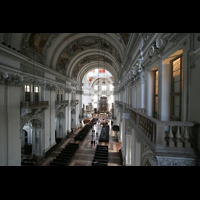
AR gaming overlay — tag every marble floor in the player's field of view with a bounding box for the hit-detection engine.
[37,123,122,166]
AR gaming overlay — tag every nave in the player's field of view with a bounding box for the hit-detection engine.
[37,122,122,166]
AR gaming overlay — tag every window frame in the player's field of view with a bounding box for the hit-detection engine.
[25,84,31,101]
[170,54,183,121]
[57,90,59,101]
[154,69,158,119]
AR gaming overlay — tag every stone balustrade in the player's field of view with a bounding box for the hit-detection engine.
[115,101,198,159]
[71,100,79,105]
[55,100,69,105]
[21,101,49,109]
[162,121,195,148]
[55,100,69,110]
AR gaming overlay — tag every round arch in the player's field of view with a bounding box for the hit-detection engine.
[46,33,125,69]
[76,61,118,85]
[67,48,119,78]
[20,116,44,133]
[90,75,113,88]
[142,149,156,166]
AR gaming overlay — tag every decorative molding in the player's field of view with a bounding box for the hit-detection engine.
[55,77,66,84]
[20,64,44,78]
[65,88,72,93]
[76,90,83,94]
[0,71,22,87]
[135,133,141,143]
[43,83,56,91]
[20,112,44,132]
[122,113,129,119]
[148,156,158,166]
[20,33,59,65]
[56,36,122,75]
[156,156,197,166]
[71,54,115,79]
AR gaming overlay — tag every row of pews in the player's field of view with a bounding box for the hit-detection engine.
[92,145,108,166]
[90,118,98,124]
[50,123,92,166]
[21,158,37,166]
[74,124,92,141]
[99,125,109,142]
[50,143,79,166]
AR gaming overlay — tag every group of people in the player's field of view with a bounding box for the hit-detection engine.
[91,129,98,147]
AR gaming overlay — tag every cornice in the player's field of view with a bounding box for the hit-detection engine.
[0,44,78,87]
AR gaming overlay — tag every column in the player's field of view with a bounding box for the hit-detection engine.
[141,82,145,109]
[133,86,137,108]
[135,133,142,166]
[32,127,35,155]
[121,117,126,161]
[136,83,141,108]
[120,121,123,142]
[65,92,69,134]
[131,128,136,166]
[126,134,131,165]
[28,121,32,144]
[68,92,72,131]
[39,130,42,156]
[129,85,132,107]
[157,58,162,121]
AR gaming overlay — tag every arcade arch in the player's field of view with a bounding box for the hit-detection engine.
[20,117,44,158]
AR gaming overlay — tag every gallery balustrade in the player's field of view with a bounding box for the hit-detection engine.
[115,101,198,158]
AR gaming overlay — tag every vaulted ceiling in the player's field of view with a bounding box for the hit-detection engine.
[17,33,130,83]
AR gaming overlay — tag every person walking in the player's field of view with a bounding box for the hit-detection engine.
[93,140,95,146]
[91,140,93,147]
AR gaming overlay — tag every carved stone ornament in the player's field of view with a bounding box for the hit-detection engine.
[149,156,158,166]
[65,88,72,93]
[156,156,198,166]
[0,72,22,86]
[20,64,44,78]
[148,46,155,57]
[56,36,122,74]
[122,113,129,119]
[44,83,56,91]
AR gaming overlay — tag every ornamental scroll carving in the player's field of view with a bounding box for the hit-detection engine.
[157,157,197,166]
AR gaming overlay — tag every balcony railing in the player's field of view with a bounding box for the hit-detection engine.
[21,101,49,117]
[21,101,49,109]
[71,100,79,106]
[116,101,199,159]
[55,100,69,109]
[55,100,69,106]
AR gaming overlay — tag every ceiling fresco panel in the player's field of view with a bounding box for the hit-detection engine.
[120,33,130,45]
[56,36,122,74]
[28,33,52,53]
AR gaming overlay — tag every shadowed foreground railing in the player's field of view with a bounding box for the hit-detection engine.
[115,101,199,159]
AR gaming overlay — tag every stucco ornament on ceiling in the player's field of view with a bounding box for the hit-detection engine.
[56,36,122,74]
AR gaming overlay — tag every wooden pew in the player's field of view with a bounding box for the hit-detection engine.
[95,150,108,154]
[93,159,107,165]
[99,125,109,142]
[94,155,108,160]
[53,158,69,164]
[50,142,79,166]
[50,161,66,166]
[97,145,108,149]
[74,124,91,141]
[21,161,35,166]
[95,153,108,158]
[92,144,109,166]
[92,160,107,166]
